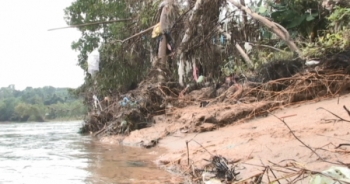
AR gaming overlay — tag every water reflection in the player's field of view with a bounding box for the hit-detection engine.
[86,143,174,183]
[0,121,174,184]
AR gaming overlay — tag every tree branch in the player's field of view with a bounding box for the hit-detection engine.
[48,19,132,31]
[236,43,254,68]
[271,114,340,165]
[317,107,350,122]
[227,0,302,57]
[113,25,155,43]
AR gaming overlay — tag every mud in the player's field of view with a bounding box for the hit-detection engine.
[100,95,350,183]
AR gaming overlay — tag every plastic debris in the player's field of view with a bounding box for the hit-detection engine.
[309,166,350,184]
[197,75,205,83]
[119,97,127,107]
[305,60,320,66]
[92,95,103,111]
[87,49,100,77]
[244,42,252,54]
[120,120,128,127]
[202,172,222,184]
[152,23,162,38]
[119,97,138,108]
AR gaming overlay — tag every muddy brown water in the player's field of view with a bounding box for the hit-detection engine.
[0,121,175,184]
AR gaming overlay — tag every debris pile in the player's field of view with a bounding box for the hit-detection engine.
[81,50,350,138]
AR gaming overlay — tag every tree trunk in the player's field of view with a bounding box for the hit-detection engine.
[155,0,177,83]
[178,0,204,86]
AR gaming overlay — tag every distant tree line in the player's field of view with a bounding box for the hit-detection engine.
[0,85,87,122]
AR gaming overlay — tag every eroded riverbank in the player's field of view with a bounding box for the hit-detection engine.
[100,95,350,183]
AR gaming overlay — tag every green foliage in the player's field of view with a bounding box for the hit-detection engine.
[65,0,157,96]
[0,86,86,122]
[303,30,350,58]
[14,103,44,122]
[251,50,295,67]
[328,7,350,31]
[64,0,129,67]
[221,59,235,77]
[303,7,350,58]
[64,0,350,107]
[0,97,19,121]
[258,0,326,39]
[138,1,161,28]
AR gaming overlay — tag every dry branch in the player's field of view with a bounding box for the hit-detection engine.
[235,43,254,68]
[114,25,155,43]
[228,0,302,56]
[343,105,350,116]
[271,114,326,161]
[48,19,131,31]
[335,143,350,149]
[317,107,350,122]
[271,114,346,167]
[249,42,290,53]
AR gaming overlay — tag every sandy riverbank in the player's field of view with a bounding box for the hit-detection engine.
[100,94,350,183]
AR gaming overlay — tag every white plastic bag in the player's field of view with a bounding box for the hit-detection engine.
[87,49,100,77]
[310,166,350,184]
[92,94,102,111]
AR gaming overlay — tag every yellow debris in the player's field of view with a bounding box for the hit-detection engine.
[152,23,162,38]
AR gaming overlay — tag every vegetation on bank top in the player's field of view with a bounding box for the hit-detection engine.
[65,0,350,99]
[63,0,350,135]
[0,85,87,122]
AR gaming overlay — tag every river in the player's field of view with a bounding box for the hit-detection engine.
[0,121,176,184]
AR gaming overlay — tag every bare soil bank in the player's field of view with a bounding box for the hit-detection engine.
[100,95,350,183]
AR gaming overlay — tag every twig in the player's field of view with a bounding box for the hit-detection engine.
[48,19,131,31]
[161,85,178,97]
[271,114,338,164]
[191,139,214,157]
[316,133,350,142]
[241,162,266,168]
[269,167,281,184]
[317,107,350,122]
[279,114,297,119]
[249,42,289,53]
[343,105,350,117]
[185,133,200,166]
[114,5,192,45]
[268,160,300,172]
[186,140,190,165]
[113,25,155,43]
[235,172,264,184]
[290,171,308,184]
[335,143,350,149]
[266,167,271,184]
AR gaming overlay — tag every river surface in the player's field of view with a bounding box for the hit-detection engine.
[0,121,175,184]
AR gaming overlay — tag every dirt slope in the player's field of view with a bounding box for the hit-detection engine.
[154,94,350,182]
[100,94,350,183]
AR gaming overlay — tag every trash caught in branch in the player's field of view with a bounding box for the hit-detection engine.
[87,49,100,77]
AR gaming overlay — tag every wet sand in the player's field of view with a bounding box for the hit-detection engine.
[100,95,350,183]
